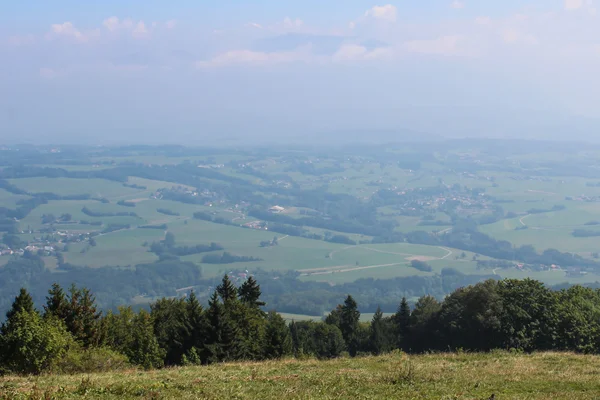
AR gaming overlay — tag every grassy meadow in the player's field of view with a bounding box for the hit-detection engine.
[1,352,599,399]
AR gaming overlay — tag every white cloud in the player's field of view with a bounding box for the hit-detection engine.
[565,0,584,10]
[196,46,313,68]
[197,43,392,68]
[102,17,139,32]
[404,35,464,56]
[49,22,86,42]
[283,17,304,28]
[364,5,397,23]
[165,20,177,29]
[102,17,152,38]
[502,28,538,45]
[246,22,263,29]
[332,44,392,61]
[272,17,311,33]
[103,16,120,31]
[133,21,149,38]
[121,18,134,30]
[451,1,465,9]
[475,16,492,25]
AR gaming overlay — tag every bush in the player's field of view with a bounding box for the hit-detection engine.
[410,259,433,272]
[51,346,129,374]
[193,211,213,221]
[117,200,136,208]
[0,312,72,375]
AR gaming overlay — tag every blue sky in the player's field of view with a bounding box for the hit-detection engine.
[1,0,600,144]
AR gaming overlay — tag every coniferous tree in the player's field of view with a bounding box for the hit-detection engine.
[205,291,224,362]
[289,320,302,357]
[369,306,392,355]
[43,283,69,321]
[65,285,102,347]
[339,295,360,356]
[181,346,202,366]
[235,277,269,359]
[325,305,342,327]
[219,304,242,361]
[314,323,345,359]
[103,306,135,354]
[164,232,176,248]
[217,274,238,303]
[128,310,165,370]
[151,297,189,365]
[393,297,411,350]
[238,276,266,308]
[185,291,208,362]
[263,311,292,359]
[4,288,36,322]
[410,295,442,352]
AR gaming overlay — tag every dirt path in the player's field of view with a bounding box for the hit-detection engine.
[299,263,405,276]
[527,189,557,195]
[361,247,415,257]
[439,247,453,259]
[148,216,192,225]
[307,243,457,278]
[519,214,530,226]
[95,226,135,238]
[328,245,355,260]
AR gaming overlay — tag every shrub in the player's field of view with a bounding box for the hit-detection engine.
[0,312,72,375]
[52,346,129,374]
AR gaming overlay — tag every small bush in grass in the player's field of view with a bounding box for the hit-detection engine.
[52,345,129,374]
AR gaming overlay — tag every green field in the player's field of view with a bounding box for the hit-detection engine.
[6,143,600,305]
[0,189,30,207]
[280,312,394,322]
[19,200,144,232]
[8,178,141,199]
[2,352,599,399]
[480,204,600,256]
[63,228,162,268]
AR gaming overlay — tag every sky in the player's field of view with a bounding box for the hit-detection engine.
[1,0,600,145]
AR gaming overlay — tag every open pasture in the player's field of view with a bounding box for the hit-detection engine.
[18,200,142,231]
[7,177,141,199]
[165,219,465,280]
[63,228,161,268]
[0,188,30,208]
[480,201,600,255]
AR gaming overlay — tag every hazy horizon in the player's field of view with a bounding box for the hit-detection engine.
[2,0,600,145]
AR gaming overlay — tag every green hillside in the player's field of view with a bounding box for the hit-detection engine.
[2,352,599,399]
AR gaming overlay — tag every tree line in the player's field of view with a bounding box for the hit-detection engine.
[4,277,600,376]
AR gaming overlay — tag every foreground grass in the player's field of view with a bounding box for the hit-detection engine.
[2,352,600,399]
